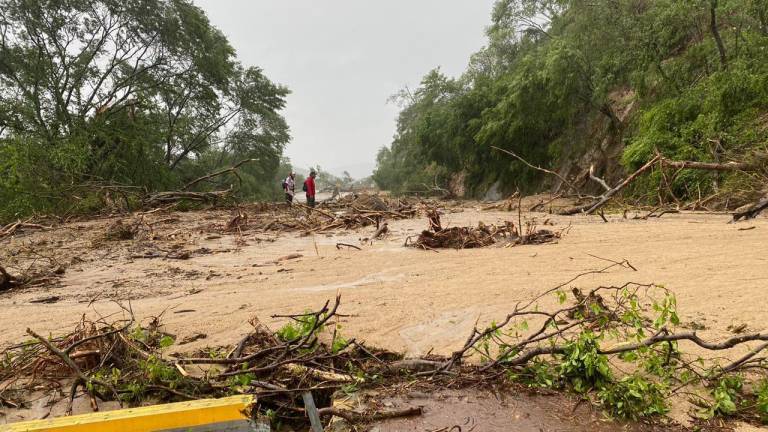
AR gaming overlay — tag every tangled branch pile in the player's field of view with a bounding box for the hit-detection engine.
[4,263,768,428]
[0,297,424,428]
[408,209,562,250]
[248,194,419,235]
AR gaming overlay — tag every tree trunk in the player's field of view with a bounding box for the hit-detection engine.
[710,0,728,69]
[661,159,752,171]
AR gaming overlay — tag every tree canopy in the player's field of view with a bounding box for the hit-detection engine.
[0,0,291,220]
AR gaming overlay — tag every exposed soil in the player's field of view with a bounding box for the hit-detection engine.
[1,196,766,430]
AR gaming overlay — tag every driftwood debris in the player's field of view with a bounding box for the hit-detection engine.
[0,263,63,292]
[144,189,234,206]
[408,209,560,250]
[493,142,764,216]
[251,194,418,235]
[1,220,53,240]
[372,222,389,239]
[732,194,768,221]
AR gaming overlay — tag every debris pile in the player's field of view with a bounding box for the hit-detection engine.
[0,297,425,427]
[248,194,419,234]
[6,270,768,428]
[408,210,562,250]
[102,219,143,241]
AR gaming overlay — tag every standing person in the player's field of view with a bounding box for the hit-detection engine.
[303,170,317,207]
[283,172,296,204]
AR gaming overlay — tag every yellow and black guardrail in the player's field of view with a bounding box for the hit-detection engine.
[2,395,255,432]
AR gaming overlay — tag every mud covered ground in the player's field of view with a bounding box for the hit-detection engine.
[1,196,766,430]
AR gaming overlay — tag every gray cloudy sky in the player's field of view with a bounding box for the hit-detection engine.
[195,0,496,178]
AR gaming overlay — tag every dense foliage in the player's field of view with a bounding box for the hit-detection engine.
[0,0,291,221]
[374,0,768,199]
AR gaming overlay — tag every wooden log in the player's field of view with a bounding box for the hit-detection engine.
[733,195,768,221]
[662,159,753,172]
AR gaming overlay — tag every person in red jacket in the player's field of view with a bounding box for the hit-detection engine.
[303,170,317,207]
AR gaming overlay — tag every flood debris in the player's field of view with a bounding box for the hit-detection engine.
[407,209,562,250]
[0,220,53,241]
[5,268,768,429]
[220,194,422,235]
[0,264,64,293]
[0,296,425,428]
[102,218,145,241]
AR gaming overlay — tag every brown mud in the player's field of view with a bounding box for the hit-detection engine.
[1,197,766,430]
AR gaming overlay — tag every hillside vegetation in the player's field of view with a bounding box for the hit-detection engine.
[373,0,768,202]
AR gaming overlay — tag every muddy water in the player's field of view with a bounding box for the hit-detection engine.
[371,390,682,432]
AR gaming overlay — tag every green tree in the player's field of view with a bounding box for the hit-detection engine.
[0,0,290,220]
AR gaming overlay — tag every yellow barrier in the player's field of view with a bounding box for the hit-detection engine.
[2,395,254,432]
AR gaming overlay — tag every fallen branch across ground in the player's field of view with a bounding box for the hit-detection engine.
[558,155,766,216]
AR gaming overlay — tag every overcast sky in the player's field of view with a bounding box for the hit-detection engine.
[195,0,496,178]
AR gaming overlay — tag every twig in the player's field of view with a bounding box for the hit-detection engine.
[335,243,361,251]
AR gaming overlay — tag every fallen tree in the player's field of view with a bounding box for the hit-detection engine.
[559,155,662,215]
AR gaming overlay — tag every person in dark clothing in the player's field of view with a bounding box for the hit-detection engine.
[304,170,317,207]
